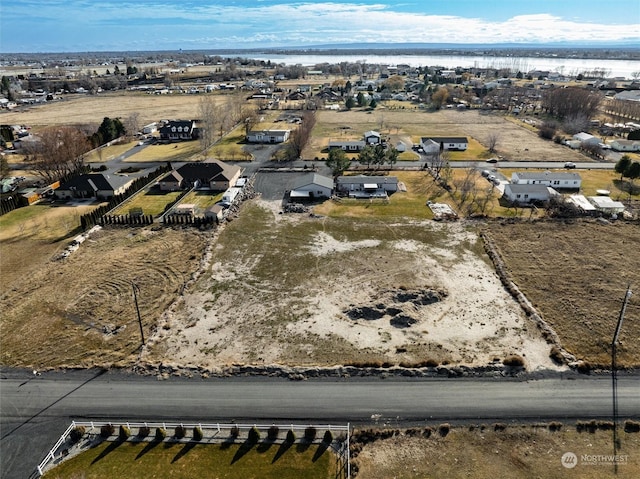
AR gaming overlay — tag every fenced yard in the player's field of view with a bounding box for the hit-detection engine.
[38,421,349,479]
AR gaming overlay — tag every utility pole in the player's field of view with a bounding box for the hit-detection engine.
[612,284,632,475]
[131,281,145,348]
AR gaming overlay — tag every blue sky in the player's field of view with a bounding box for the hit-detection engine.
[1,0,639,52]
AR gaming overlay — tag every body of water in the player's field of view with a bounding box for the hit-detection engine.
[220,52,640,79]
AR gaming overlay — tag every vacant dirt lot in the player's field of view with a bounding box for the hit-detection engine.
[484,220,640,367]
[142,199,560,372]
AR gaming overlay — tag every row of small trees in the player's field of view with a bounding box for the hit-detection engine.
[325,144,399,177]
[78,424,333,444]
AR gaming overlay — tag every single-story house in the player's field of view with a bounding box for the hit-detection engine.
[159,120,197,141]
[166,160,242,191]
[55,173,133,200]
[420,136,468,152]
[572,132,600,146]
[364,130,382,144]
[246,129,290,143]
[328,140,366,152]
[503,184,558,204]
[587,196,625,214]
[511,171,581,189]
[335,175,398,198]
[610,139,640,152]
[289,173,333,200]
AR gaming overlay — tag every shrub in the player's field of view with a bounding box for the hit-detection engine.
[304,426,317,441]
[100,424,115,438]
[503,355,525,367]
[493,423,507,432]
[119,425,131,440]
[138,426,150,438]
[438,423,450,437]
[323,430,334,443]
[549,347,566,365]
[69,425,85,444]
[624,420,640,433]
[267,425,279,440]
[193,426,203,441]
[248,426,261,442]
[174,425,186,439]
[230,425,240,438]
[548,422,563,432]
[423,427,433,438]
[286,429,296,443]
[155,427,167,441]
[576,361,592,374]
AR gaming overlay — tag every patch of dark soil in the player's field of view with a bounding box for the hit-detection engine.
[393,289,446,306]
[390,315,417,328]
[385,307,403,316]
[346,306,386,321]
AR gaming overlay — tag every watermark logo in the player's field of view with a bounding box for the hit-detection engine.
[562,451,629,468]
[561,452,578,469]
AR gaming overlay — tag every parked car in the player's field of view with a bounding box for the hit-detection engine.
[481,170,491,177]
[564,162,576,169]
[487,174,496,182]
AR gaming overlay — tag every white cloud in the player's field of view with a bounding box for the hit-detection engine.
[1,1,638,51]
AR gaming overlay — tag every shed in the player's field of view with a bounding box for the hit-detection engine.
[587,196,625,214]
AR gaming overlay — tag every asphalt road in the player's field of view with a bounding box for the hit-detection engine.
[1,369,639,478]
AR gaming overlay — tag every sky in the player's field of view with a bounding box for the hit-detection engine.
[1,0,639,53]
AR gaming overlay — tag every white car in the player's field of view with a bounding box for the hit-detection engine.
[564,162,576,169]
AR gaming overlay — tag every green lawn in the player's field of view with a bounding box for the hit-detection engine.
[111,190,182,217]
[43,440,336,479]
[180,190,223,209]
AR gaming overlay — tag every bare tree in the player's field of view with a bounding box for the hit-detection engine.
[541,87,602,120]
[124,112,141,139]
[198,96,218,156]
[429,150,451,179]
[486,132,500,154]
[24,126,90,183]
[286,111,316,160]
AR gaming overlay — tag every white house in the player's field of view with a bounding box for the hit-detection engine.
[503,184,558,204]
[328,140,366,152]
[420,136,468,152]
[246,129,290,144]
[610,139,640,152]
[289,173,333,200]
[335,175,398,198]
[511,171,581,189]
[572,132,600,146]
[587,196,625,214]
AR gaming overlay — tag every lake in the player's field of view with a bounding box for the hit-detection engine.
[218,52,640,79]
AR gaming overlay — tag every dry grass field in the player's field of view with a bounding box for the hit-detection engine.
[484,220,640,367]
[0,91,227,129]
[305,108,593,163]
[353,425,640,479]
[0,227,207,369]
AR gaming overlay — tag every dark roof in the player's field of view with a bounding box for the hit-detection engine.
[59,173,129,192]
[161,171,183,183]
[159,120,195,134]
[176,160,240,182]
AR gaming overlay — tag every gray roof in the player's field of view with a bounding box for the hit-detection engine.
[292,173,334,190]
[58,173,130,192]
[336,175,398,185]
[514,171,581,181]
[505,184,553,194]
[420,136,468,144]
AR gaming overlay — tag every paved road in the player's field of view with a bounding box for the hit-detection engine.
[1,369,639,478]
